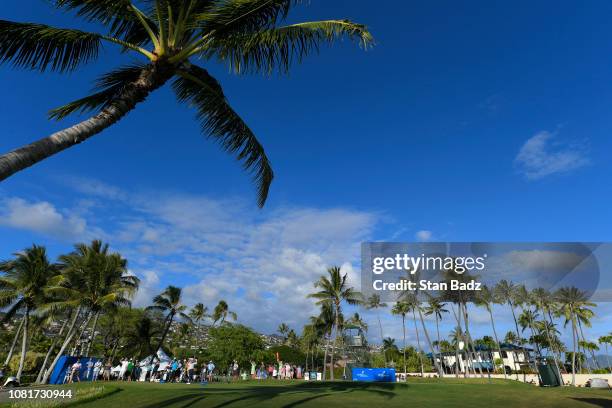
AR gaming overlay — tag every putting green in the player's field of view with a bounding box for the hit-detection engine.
[3,379,611,408]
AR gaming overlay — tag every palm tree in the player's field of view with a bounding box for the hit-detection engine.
[555,286,596,386]
[365,294,388,366]
[308,266,362,381]
[599,334,612,373]
[0,245,59,382]
[124,315,159,360]
[495,280,530,378]
[311,303,335,380]
[146,285,191,361]
[531,288,563,377]
[424,296,448,376]
[401,292,443,377]
[382,337,398,362]
[278,323,290,344]
[41,241,138,383]
[0,1,373,207]
[189,302,208,339]
[391,301,410,377]
[474,285,506,378]
[212,300,237,325]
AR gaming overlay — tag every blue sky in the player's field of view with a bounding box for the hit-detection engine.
[1,1,611,346]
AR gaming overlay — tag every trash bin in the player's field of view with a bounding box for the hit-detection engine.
[537,362,561,387]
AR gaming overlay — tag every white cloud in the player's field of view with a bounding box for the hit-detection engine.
[415,230,433,241]
[515,131,589,179]
[0,197,88,240]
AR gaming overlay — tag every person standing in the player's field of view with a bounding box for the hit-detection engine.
[93,360,102,381]
[207,361,215,382]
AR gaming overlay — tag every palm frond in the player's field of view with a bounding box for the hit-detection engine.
[207,19,373,74]
[49,63,147,120]
[54,0,154,46]
[0,20,101,72]
[197,0,295,35]
[173,64,273,207]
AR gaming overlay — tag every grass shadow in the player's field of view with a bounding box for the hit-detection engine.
[569,397,612,408]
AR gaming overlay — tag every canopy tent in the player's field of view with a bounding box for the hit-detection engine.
[139,348,172,370]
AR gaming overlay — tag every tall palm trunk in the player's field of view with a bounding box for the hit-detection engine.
[604,342,611,374]
[401,314,407,378]
[411,309,424,377]
[547,310,566,373]
[508,301,528,381]
[376,311,386,366]
[15,305,29,382]
[42,307,83,384]
[4,317,24,367]
[0,63,175,182]
[570,311,577,387]
[149,312,174,365]
[461,302,483,378]
[36,314,70,384]
[84,311,100,357]
[434,314,442,374]
[417,305,442,377]
[541,313,562,383]
[330,302,340,381]
[322,332,330,381]
[486,305,506,379]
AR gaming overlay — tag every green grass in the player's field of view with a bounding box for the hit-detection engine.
[3,379,611,408]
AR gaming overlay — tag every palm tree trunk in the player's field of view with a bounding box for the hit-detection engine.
[487,306,506,379]
[377,311,386,366]
[36,314,70,384]
[0,63,175,182]
[15,306,29,382]
[605,343,611,374]
[547,310,565,373]
[461,302,483,378]
[435,315,442,374]
[42,307,83,384]
[84,311,100,357]
[541,317,562,383]
[322,333,330,381]
[330,304,339,381]
[417,306,442,377]
[4,317,24,367]
[412,309,424,377]
[402,314,407,378]
[150,312,174,365]
[509,301,528,381]
[571,312,577,386]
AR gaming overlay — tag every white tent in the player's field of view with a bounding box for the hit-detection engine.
[138,349,172,380]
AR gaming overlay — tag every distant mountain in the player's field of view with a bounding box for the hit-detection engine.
[586,355,612,369]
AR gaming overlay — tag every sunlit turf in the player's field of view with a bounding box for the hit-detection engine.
[2,379,611,408]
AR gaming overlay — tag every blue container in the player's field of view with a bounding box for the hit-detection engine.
[351,368,396,382]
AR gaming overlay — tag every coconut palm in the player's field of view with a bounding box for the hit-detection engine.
[278,322,290,344]
[308,266,362,381]
[41,241,138,383]
[189,302,208,330]
[531,287,563,376]
[0,245,59,382]
[555,286,596,386]
[424,296,448,376]
[311,302,335,380]
[599,334,612,373]
[0,1,373,207]
[146,285,191,361]
[401,292,443,376]
[212,300,237,325]
[495,280,531,377]
[365,294,388,365]
[382,337,398,362]
[474,285,506,378]
[391,301,410,376]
